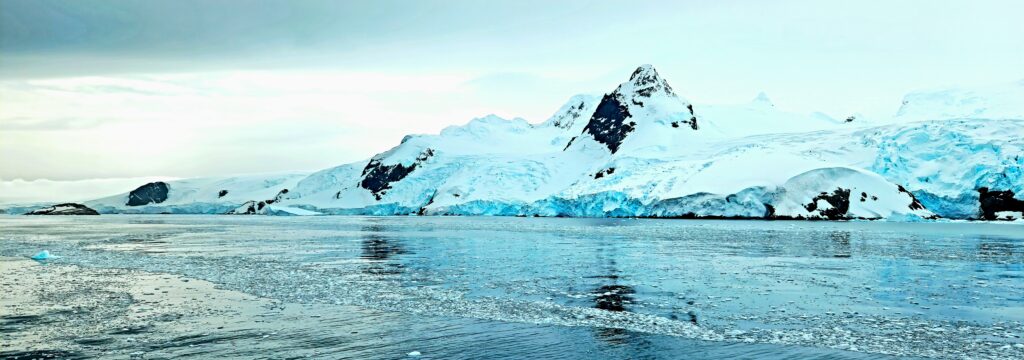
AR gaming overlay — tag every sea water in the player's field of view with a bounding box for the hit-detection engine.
[1,216,1021,359]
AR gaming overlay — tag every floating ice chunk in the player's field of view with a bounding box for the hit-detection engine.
[31,250,58,261]
[407,351,422,357]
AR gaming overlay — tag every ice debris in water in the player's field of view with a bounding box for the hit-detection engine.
[407,351,422,357]
[31,250,58,261]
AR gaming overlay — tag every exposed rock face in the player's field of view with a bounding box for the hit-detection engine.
[228,189,291,215]
[804,188,852,220]
[571,65,697,154]
[548,98,594,129]
[671,104,699,129]
[218,190,228,198]
[562,136,578,151]
[582,93,635,154]
[126,182,169,206]
[897,185,926,210]
[360,149,435,200]
[978,188,1024,220]
[417,190,439,216]
[594,167,616,179]
[267,189,289,204]
[25,203,99,215]
[688,105,698,129]
[231,200,261,215]
[628,65,677,99]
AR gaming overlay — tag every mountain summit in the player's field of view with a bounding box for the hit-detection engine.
[566,65,699,154]
[620,64,678,99]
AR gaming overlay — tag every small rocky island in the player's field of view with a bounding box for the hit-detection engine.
[24,203,100,215]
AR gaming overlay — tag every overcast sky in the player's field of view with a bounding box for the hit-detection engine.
[1,0,1022,182]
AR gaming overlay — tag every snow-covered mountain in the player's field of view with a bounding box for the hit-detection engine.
[894,80,1024,122]
[21,66,1024,220]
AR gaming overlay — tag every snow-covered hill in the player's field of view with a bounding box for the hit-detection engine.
[84,173,308,215]
[894,80,1024,122]
[30,66,1023,220]
[697,93,852,138]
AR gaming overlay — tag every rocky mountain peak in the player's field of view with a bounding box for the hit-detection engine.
[619,64,676,99]
[564,65,698,154]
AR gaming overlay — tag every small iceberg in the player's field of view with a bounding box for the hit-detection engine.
[31,250,59,261]
[407,351,422,357]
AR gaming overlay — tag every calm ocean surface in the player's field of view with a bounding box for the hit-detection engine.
[1,216,1022,359]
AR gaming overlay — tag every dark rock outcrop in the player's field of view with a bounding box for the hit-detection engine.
[594,167,616,179]
[359,149,434,200]
[25,203,99,215]
[897,185,926,210]
[686,104,698,130]
[978,188,1024,220]
[126,182,169,206]
[228,188,291,215]
[231,200,260,215]
[804,188,851,220]
[572,65,696,154]
[417,190,439,216]
[562,136,578,151]
[218,190,228,198]
[628,65,677,99]
[551,101,590,129]
[265,189,289,204]
[581,93,634,154]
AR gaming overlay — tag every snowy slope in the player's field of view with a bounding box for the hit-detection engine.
[85,173,307,214]
[65,66,1023,220]
[894,80,1024,122]
[696,93,853,138]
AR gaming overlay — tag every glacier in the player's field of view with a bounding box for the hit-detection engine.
[12,65,1022,221]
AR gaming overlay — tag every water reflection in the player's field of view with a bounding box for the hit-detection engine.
[976,240,1018,262]
[359,222,406,276]
[829,231,852,258]
[587,236,648,349]
[2,216,1020,359]
[594,284,635,312]
[589,237,631,312]
[127,219,167,225]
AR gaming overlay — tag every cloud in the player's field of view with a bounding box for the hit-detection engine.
[0,176,177,204]
[0,69,510,180]
[2,0,1021,181]
[0,116,120,131]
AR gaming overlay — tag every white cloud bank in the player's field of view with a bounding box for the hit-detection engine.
[0,177,177,204]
